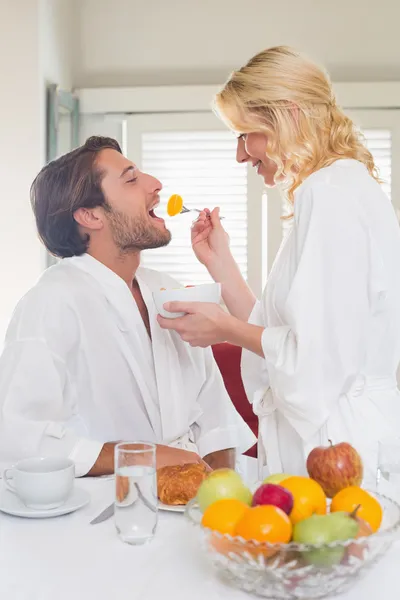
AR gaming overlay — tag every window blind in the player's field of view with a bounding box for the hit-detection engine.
[363,129,391,199]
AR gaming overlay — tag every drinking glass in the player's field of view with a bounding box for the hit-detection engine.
[114,442,158,545]
[377,437,400,501]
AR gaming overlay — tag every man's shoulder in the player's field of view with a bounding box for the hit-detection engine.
[5,262,84,340]
[23,261,84,304]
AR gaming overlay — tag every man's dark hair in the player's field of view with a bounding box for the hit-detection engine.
[30,136,122,258]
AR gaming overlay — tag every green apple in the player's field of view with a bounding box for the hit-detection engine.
[197,468,252,513]
[293,512,358,567]
[263,473,292,485]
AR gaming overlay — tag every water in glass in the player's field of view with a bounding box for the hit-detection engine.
[115,442,158,545]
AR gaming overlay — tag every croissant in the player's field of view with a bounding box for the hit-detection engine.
[157,463,208,505]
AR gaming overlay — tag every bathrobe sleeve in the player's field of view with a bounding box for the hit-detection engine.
[0,289,103,476]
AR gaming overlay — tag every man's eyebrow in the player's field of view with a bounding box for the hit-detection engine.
[119,165,136,178]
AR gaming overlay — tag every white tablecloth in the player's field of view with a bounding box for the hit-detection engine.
[0,456,399,600]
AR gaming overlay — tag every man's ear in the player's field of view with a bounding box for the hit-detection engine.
[74,207,104,231]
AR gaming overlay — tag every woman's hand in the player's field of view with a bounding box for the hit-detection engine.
[157,301,235,348]
[191,207,231,268]
[191,207,256,322]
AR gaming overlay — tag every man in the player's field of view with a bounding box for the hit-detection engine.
[0,137,255,476]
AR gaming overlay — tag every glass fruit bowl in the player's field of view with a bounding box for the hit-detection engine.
[185,492,400,599]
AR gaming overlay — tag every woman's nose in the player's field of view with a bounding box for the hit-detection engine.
[236,136,250,164]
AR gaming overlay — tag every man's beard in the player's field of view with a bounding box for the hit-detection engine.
[106,207,171,252]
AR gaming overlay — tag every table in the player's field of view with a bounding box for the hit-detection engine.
[1,457,399,600]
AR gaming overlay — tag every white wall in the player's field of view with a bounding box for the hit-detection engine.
[75,0,400,87]
[0,0,75,340]
[0,1,44,340]
[40,0,75,89]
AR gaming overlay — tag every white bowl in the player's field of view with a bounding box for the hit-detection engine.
[153,283,221,319]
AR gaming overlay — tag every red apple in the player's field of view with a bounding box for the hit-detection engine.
[252,483,294,515]
[306,440,363,498]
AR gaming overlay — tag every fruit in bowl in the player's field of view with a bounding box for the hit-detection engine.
[197,468,252,513]
[235,505,293,544]
[202,498,250,535]
[331,486,383,533]
[186,462,400,599]
[280,476,327,524]
[186,489,400,599]
[343,505,373,562]
[292,511,359,567]
[351,506,373,538]
[263,473,292,485]
[252,483,294,515]
[153,282,221,319]
[306,440,363,498]
[202,496,292,560]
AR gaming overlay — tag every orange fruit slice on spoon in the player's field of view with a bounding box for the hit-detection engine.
[167,194,184,217]
[167,194,224,220]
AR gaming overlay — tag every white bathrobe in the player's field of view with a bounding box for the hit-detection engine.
[0,254,255,476]
[241,159,400,485]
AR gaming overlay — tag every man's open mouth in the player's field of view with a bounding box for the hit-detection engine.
[148,207,164,223]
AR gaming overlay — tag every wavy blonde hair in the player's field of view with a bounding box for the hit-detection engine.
[215,46,380,205]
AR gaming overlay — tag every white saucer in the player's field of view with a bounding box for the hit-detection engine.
[0,486,90,519]
[158,501,185,513]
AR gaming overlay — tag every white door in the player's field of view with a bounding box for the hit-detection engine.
[126,112,266,296]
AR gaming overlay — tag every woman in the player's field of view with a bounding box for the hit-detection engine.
[158,46,400,484]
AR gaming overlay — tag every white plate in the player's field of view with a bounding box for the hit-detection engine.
[0,486,90,519]
[158,501,185,513]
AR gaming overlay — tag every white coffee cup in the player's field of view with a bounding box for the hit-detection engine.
[3,457,75,510]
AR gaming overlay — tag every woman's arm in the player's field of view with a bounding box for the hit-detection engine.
[158,302,264,356]
[209,256,257,322]
[191,208,257,321]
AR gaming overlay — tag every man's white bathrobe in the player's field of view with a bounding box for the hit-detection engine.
[0,254,255,476]
[241,159,400,484]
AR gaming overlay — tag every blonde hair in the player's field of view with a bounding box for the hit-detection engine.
[215,46,380,205]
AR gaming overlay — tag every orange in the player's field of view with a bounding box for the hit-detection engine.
[209,534,280,560]
[330,486,383,533]
[280,476,327,524]
[209,533,277,559]
[201,498,249,535]
[234,505,292,544]
[167,194,183,217]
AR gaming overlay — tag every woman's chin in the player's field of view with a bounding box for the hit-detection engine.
[263,176,277,188]
[258,166,278,188]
